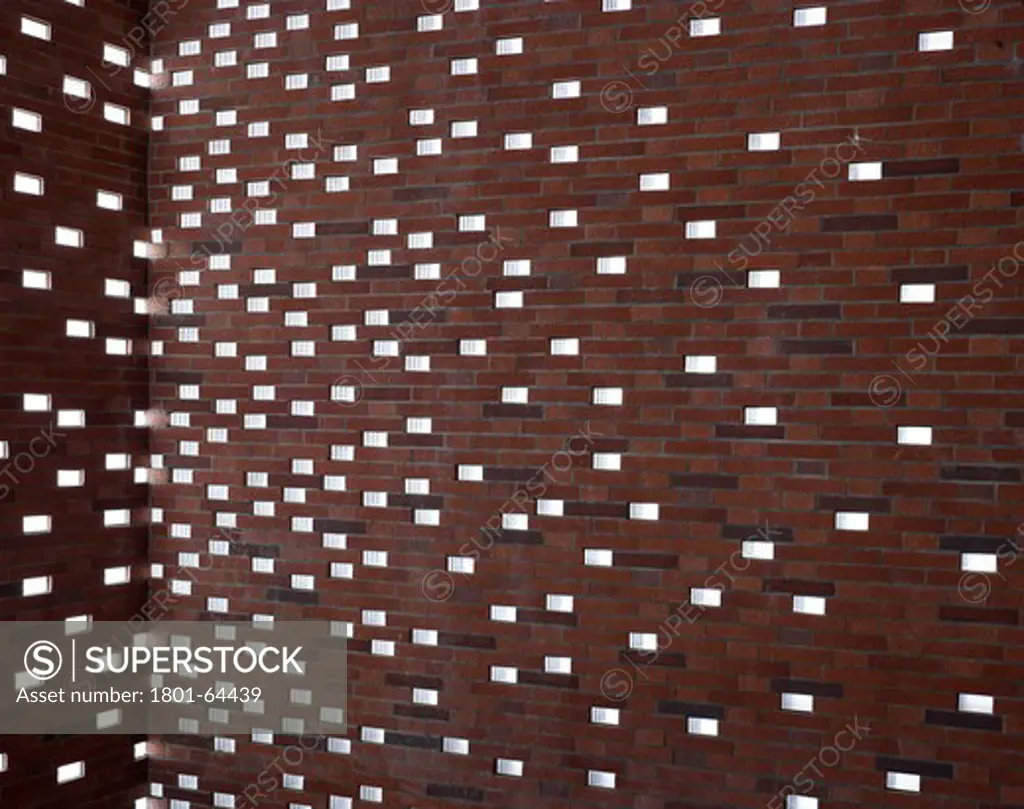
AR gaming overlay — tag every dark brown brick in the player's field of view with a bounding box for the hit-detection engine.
[889,265,970,284]
[938,606,1019,626]
[884,158,960,177]
[614,552,678,569]
[821,214,899,232]
[481,404,545,419]
[764,579,836,597]
[874,757,955,779]
[779,339,853,354]
[924,710,1002,732]
[940,466,1020,482]
[959,319,1024,335]
[768,304,843,319]
[816,495,892,514]
[670,474,739,489]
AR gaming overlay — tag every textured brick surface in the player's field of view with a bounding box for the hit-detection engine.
[4,0,1024,808]
[0,0,151,806]
[144,1,1023,807]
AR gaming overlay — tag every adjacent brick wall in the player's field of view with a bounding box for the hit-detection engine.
[0,0,152,806]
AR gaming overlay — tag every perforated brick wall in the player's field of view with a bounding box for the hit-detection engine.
[4,0,1024,808]
[142,2,1024,807]
[0,0,152,806]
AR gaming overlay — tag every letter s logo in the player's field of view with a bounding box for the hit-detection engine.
[24,641,62,681]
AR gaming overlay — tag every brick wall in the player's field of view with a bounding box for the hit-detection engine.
[6,0,1024,807]
[0,0,152,806]
[146,0,1023,807]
